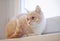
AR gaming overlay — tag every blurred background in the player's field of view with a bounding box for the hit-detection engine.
[0,0,60,39]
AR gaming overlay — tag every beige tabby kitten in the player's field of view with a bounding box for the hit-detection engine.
[5,5,43,39]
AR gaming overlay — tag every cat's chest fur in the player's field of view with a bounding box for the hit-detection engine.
[31,16,46,35]
[31,22,42,35]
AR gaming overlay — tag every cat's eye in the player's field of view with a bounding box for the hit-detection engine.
[32,17,35,20]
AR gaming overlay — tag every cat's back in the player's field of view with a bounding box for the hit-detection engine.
[5,13,27,38]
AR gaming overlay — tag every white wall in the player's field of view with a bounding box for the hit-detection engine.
[0,0,18,39]
[8,0,14,19]
[0,0,10,39]
[19,0,60,18]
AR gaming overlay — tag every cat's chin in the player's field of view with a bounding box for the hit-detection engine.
[30,22,41,28]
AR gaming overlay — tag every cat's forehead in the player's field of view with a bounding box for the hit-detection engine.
[28,11,37,14]
[27,11,40,17]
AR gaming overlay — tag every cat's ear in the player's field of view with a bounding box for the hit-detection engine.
[35,5,41,13]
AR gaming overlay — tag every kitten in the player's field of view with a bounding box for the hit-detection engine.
[5,5,45,39]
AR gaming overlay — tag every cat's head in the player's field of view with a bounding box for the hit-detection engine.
[26,5,42,25]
